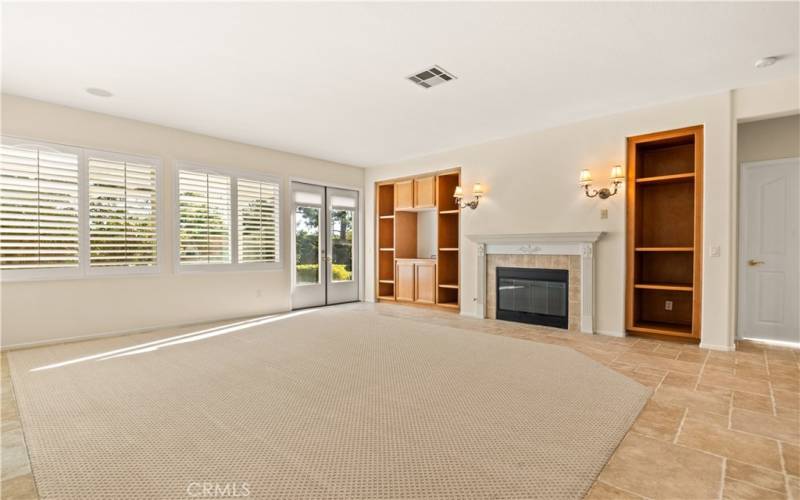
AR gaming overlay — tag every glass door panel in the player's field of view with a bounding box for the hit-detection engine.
[330,208,354,282]
[295,206,321,285]
[291,183,326,309]
[326,187,358,304]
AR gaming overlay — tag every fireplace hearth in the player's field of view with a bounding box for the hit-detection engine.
[496,267,569,329]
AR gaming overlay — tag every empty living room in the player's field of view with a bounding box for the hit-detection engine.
[2,2,799,499]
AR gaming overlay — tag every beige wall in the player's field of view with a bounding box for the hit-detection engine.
[738,115,800,163]
[366,80,799,350]
[1,95,364,348]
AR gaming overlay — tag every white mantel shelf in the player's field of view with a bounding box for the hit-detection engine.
[466,232,603,245]
[466,231,604,334]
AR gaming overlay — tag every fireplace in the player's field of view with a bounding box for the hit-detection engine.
[496,267,569,329]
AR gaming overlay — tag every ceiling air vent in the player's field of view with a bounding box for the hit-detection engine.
[407,65,457,89]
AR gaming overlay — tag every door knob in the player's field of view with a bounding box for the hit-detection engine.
[748,259,765,266]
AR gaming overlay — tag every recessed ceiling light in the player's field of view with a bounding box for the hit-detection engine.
[86,87,113,97]
[754,56,778,69]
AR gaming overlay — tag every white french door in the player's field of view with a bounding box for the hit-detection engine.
[291,182,359,309]
[738,157,799,345]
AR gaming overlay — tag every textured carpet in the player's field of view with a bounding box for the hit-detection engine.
[8,307,649,499]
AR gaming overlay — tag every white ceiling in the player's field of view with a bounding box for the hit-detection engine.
[2,2,798,167]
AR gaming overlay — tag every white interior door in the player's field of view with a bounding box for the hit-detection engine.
[291,182,359,309]
[738,158,799,344]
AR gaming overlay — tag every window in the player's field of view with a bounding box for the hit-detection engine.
[88,152,159,268]
[1,137,163,280]
[178,169,232,265]
[176,164,282,270]
[0,140,81,273]
[237,178,280,264]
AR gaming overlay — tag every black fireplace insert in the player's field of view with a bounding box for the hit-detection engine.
[496,267,569,329]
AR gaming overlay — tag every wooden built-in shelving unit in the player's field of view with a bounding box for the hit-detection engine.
[626,125,703,339]
[375,169,461,310]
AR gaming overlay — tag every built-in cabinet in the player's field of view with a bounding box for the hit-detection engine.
[376,169,460,310]
[626,125,703,340]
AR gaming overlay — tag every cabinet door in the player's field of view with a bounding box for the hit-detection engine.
[414,176,436,208]
[396,261,415,302]
[415,262,436,304]
[395,180,414,210]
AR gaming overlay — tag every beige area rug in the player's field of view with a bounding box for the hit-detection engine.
[8,307,650,499]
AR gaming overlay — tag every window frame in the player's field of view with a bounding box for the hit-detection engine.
[84,148,164,277]
[174,161,283,273]
[0,137,164,282]
[0,137,85,282]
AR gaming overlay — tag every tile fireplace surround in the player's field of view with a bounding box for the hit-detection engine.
[466,232,603,334]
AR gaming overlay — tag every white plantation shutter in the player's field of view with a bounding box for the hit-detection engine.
[237,178,280,263]
[88,154,158,267]
[0,142,80,270]
[179,169,232,264]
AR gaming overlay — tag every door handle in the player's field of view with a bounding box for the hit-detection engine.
[748,259,765,266]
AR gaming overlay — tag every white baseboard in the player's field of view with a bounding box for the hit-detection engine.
[699,342,736,352]
[0,310,288,352]
[595,329,626,338]
[459,309,481,318]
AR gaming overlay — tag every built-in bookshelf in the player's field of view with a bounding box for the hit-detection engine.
[374,169,461,310]
[626,125,703,339]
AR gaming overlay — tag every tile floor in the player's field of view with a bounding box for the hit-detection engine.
[1,302,798,500]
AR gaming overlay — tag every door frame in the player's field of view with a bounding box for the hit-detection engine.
[736,157,800,344]
[288,177,364,309]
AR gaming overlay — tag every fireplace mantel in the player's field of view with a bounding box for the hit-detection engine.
[466,232,603,334]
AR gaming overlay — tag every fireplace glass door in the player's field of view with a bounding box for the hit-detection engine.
[496,267,569,329]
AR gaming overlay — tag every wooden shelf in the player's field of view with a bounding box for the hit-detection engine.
[635,283,693,292]
[379,248,395,252]
[439,247,459,252]
[628,321,693,337]
[438,283,459,289]
[439,209,459,214]
[379,214,395,219]
[437,302,459,309]
[636,172,695,184]
[378,279,394,284]
[635,247,693,252]
[377,295,396,301]
[626,125,703,340]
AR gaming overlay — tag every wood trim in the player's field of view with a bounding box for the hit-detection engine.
[692,126,704,338]
[375,168,460,309]
[626,125,703,340]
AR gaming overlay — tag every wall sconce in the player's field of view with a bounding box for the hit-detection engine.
[454,182,484,210]
[579,165,624,199]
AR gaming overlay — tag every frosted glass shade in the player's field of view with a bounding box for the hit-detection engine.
[453,185,464,198]
[579,169,593,186]
[610,165,624,181]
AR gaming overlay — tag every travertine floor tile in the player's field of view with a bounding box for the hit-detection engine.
[584,481,644,500]
[652,385,730,416]
[598,432,723,500]
[699,371,771,395]
[630,400,684,441]
[676,418,783,471]
[733,391,774,415]
[660,371,698,389]
[781,442,799,477]
[725,459,787,493]
[730,409,800,443]
[722,477,786,500]
[0,474,38,500]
